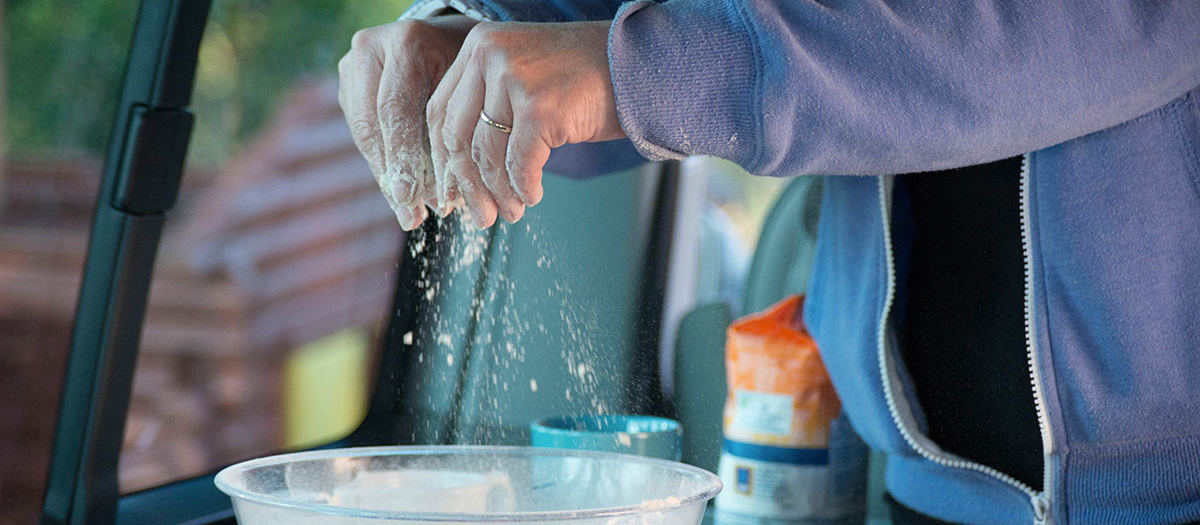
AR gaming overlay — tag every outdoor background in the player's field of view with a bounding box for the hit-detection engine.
[2,2,412,523]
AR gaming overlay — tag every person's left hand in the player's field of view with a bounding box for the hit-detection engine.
[426,21,626,229]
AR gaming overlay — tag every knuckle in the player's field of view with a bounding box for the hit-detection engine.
[395,23,424,47]
[467,23,506,51]
[504,154,527,177]
[489,46,510,68]
[505,146,541,182]
[471,142,500,172]
[521,101,550,128]
[444,134,469,155]
[456,171,480,191]
[348,119,380,142]
[377,95,406,118]
[470,140,489,165]
[350,28,375,50]
[496,67,518,87]
[465,23,490,43]
[425,99,439,123]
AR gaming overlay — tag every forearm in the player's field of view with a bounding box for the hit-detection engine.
[610,0,1200,177]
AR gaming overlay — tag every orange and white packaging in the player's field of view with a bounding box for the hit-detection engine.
[715,295,867,522]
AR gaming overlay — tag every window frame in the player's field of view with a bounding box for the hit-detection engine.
[41,1,213,523]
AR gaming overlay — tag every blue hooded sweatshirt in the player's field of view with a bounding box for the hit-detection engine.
[403,1,1200,523]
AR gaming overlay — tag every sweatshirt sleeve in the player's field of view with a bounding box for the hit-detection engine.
[608,0,1200,176]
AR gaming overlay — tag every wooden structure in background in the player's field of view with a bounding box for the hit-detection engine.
[0,78,401,523]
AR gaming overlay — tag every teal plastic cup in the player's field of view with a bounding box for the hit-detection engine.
[530,414,683,461]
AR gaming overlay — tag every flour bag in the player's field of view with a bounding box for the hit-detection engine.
[716,295,867,522]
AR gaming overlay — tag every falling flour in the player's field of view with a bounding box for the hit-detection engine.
[402,210,620,445]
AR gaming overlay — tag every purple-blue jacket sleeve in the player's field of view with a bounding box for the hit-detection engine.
[607,0,1200,176]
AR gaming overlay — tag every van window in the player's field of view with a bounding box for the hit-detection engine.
[118,0,413,493]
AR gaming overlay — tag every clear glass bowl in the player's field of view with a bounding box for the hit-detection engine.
[214,445,722,524]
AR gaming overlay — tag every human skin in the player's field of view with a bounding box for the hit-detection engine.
[339,18,624,230]
[426,20,626,228]
[336,15,477,230]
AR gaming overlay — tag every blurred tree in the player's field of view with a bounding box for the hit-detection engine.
[6,0,411,166]
[5,0,137,158]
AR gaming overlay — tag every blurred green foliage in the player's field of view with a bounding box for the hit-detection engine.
[6,0,411,166]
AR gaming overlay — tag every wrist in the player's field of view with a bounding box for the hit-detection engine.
[425,13,479,39]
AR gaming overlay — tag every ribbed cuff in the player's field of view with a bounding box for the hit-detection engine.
[608,0,762,166]
[401,0,499,21]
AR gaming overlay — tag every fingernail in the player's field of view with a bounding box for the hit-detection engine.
[500,201,522,223]
[473,212,489,230]
[512,185,533,207]
[518,193,534,207]
[507,204,525,224]
[511,177,540,207]
[394,207,413,230]
[412,206,429,229]
[528,183,544,206]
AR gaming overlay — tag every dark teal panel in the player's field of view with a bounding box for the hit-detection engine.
[673,302,732,474]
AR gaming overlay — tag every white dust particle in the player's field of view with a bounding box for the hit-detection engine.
[396,216,617,444]
[402,331,413,345]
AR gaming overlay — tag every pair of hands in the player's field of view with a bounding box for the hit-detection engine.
[337,15,625,230]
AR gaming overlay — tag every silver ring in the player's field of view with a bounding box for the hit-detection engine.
[479,110,513,133]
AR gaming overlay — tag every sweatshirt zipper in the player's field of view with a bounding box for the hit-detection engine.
[1018,153,1055,525]
[875,157,1053,525]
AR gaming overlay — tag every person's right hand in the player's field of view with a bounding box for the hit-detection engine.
[337,15,477,230]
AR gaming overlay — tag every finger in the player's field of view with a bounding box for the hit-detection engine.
[442,69,500,229]
[437,178,461,217]
[505,114,551,207]
[421,171,459,218]
[376,57,430,207]
[472,91,525,223]
[420,174,441,214]
[427,47,468,208]
[337,44,393,206]
[445,69,522,224]
[392,204,428,231]
[410,204,429,230]
[451,163,499,229]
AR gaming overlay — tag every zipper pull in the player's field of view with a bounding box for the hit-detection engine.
[1032,494,1051,525]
